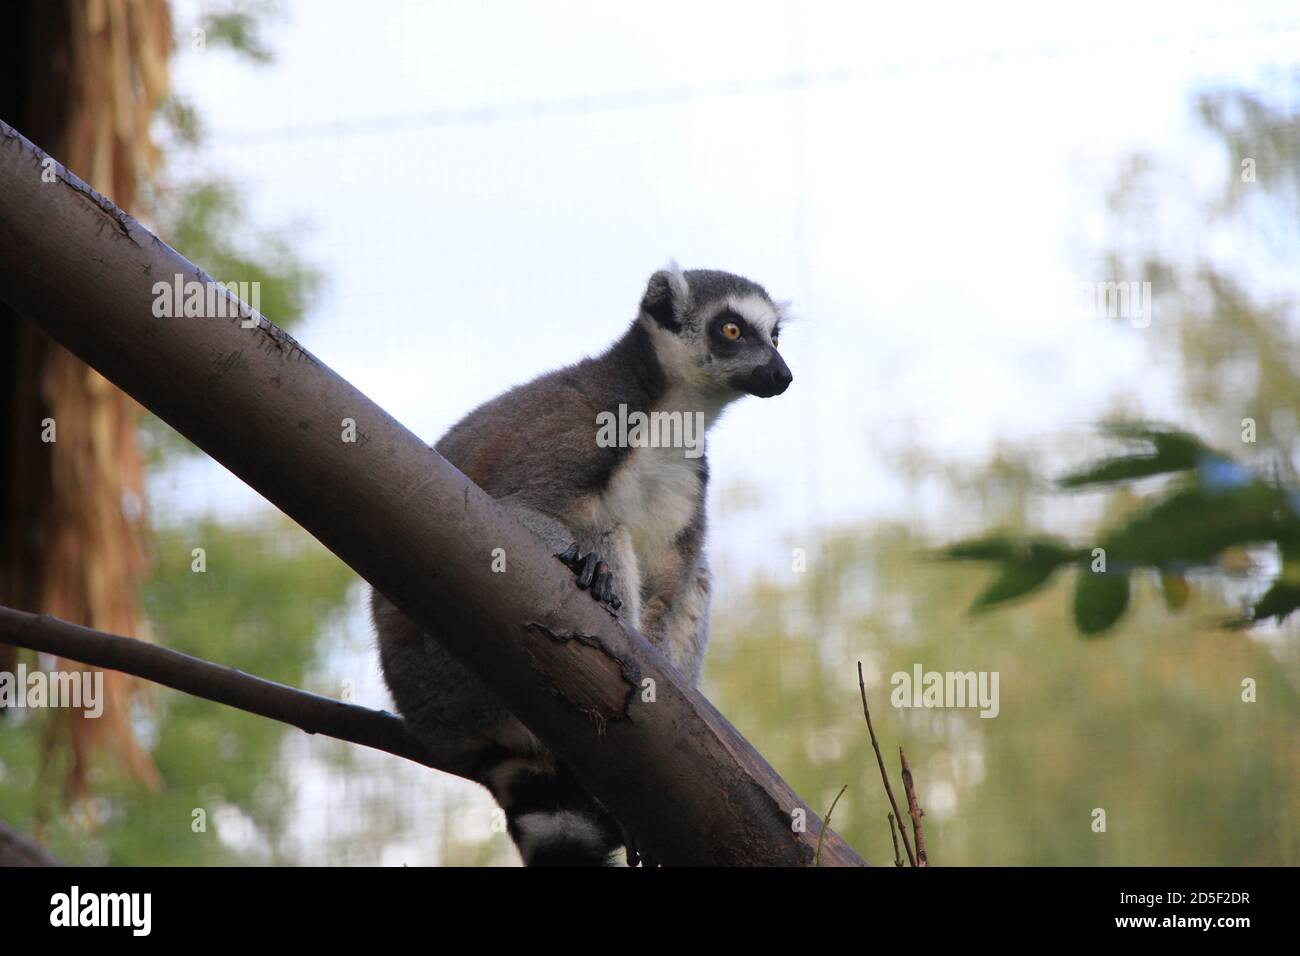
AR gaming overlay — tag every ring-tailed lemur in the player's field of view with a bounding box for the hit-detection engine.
[371,265,792,866]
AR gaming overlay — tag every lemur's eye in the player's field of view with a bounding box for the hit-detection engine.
[771,332,780,348]
[721,322,742,341]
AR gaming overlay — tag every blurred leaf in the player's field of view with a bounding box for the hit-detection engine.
[971,562,1060,611]
[159,96,202,146]
[1247,535,1300,624]
[1057,425,1210,488]
[1159,571,1190,610]
[1101,482,1289,568]
[939,535,1081,614]
[938,535,1077,565]
[1073,569,1130,636]
[1249,579,1300,624]
[936,534,1024,562]
[967,541,1076,608]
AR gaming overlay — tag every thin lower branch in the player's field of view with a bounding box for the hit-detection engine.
[887,812,905,867]
[0,605,480,783]
[814,784,848,867]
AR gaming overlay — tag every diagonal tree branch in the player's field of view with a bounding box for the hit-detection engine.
[0,118,866,866]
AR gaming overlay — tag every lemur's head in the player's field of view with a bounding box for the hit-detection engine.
[638,264,793,399]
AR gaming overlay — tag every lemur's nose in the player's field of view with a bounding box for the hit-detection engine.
[758,353,793,396]
[767,353,793,393]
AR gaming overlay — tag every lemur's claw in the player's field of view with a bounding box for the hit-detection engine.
[555,543,622,611]
[576,552,599,590]
[556,543,582,571]
[591,562,615,602]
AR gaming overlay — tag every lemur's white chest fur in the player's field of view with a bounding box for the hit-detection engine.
[599,385,726,577]
[602,442,704,573]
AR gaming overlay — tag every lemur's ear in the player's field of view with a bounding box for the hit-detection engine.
[640,262,690,333]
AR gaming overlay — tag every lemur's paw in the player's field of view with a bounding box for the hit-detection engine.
[555,543,622,610]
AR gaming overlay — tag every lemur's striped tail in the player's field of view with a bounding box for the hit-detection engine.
[479,748,624,866]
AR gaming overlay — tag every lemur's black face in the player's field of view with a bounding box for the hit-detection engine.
[707,307,792,398]
[640,267,793,399]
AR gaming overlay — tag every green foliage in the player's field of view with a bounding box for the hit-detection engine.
[942,425,1300,634]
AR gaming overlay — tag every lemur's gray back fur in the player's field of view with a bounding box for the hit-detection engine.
[372,265,791,866]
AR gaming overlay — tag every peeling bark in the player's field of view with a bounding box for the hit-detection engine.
[521,622,638,733]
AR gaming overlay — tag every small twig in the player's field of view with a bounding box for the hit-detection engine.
[899,747,929,867]
[858,661,916,866]
[815,784,848,867]
[887,812,905,867]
